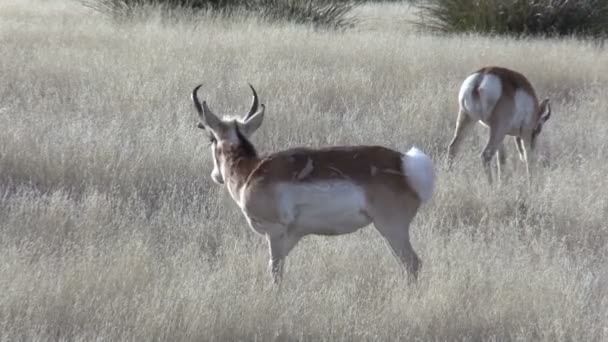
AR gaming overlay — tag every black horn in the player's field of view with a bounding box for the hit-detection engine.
[191,84,206,129]
[191,84,204,117]
[244,83,259,120]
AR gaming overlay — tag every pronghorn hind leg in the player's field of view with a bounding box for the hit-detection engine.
[496,142,508,183]
[481,128,509,184]
[481,140,500,185]
[447,109,474,169]
[483,99,513,185]
[371,205,421,283]
[380,226,420,282]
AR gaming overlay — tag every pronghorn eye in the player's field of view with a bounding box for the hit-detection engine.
[208,134,217,145]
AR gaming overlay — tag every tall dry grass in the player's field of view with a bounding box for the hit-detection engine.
[1,0,607,340]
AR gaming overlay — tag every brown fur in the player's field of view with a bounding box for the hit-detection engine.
[448,66,551,184]
[221,144,417,197]
[476,66,540,118]
[218,143,421,225]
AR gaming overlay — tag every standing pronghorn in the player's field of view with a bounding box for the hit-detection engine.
[191,83,435,284]
[447,66,552,184]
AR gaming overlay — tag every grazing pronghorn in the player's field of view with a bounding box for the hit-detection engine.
[191,84,435,284]
[447,66,552,184]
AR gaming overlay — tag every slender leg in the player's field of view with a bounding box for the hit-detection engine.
[380,226,420,282]
[371,207,420,283]
[496,141,508,182]
[514,137,525,162]
[267,232,300,284]
[482,99,513,185]
[481,139,501,185]
[521,136,537,186]
[447,109,474,169]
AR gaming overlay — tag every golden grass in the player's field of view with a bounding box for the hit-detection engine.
[1,0,607,340]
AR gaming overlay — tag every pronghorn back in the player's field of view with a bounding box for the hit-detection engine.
[476,66,538,99]
[250,146,408,188]
[244,145,434,201]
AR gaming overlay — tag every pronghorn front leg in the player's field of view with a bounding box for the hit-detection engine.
[521,136,537,185]
[267,234,286,284]
[514,137,526,162]
[266,232,300,284]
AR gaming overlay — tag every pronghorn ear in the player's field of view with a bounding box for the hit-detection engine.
[238,104,265,137]
[200,101,223,132]
[538,98,551,125]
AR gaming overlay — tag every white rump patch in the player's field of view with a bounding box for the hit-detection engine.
[275,181,371,234]
[403,147,435,203]
[459,73,502,122]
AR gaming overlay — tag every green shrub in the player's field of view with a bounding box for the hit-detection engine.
[252,0,359,29]
[80,0,232,19]
[80,0,360,29]
[413,0,608,38]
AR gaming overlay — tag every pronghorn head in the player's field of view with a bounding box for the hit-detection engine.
[532,98,552,148]
[191,84,265,185]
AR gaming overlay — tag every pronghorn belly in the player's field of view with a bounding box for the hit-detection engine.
[276,181,371,235]
[459,73,502,122]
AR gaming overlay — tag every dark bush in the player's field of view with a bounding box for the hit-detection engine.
[413,0,608,38]
[253,0,359,29]
[80,0,360,29]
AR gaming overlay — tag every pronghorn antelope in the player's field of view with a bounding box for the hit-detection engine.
[447,66,552,184]
[191,84,435,284]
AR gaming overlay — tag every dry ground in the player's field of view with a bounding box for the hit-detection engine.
[1,0,607,340]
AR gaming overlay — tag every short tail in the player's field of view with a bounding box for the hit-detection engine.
[402,146,435,203]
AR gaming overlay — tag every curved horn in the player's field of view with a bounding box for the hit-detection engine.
[244,83,259,121]
[191,84,204,118]
[191,84,221,130]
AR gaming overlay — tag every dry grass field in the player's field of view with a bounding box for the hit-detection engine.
[1,0,608,340]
